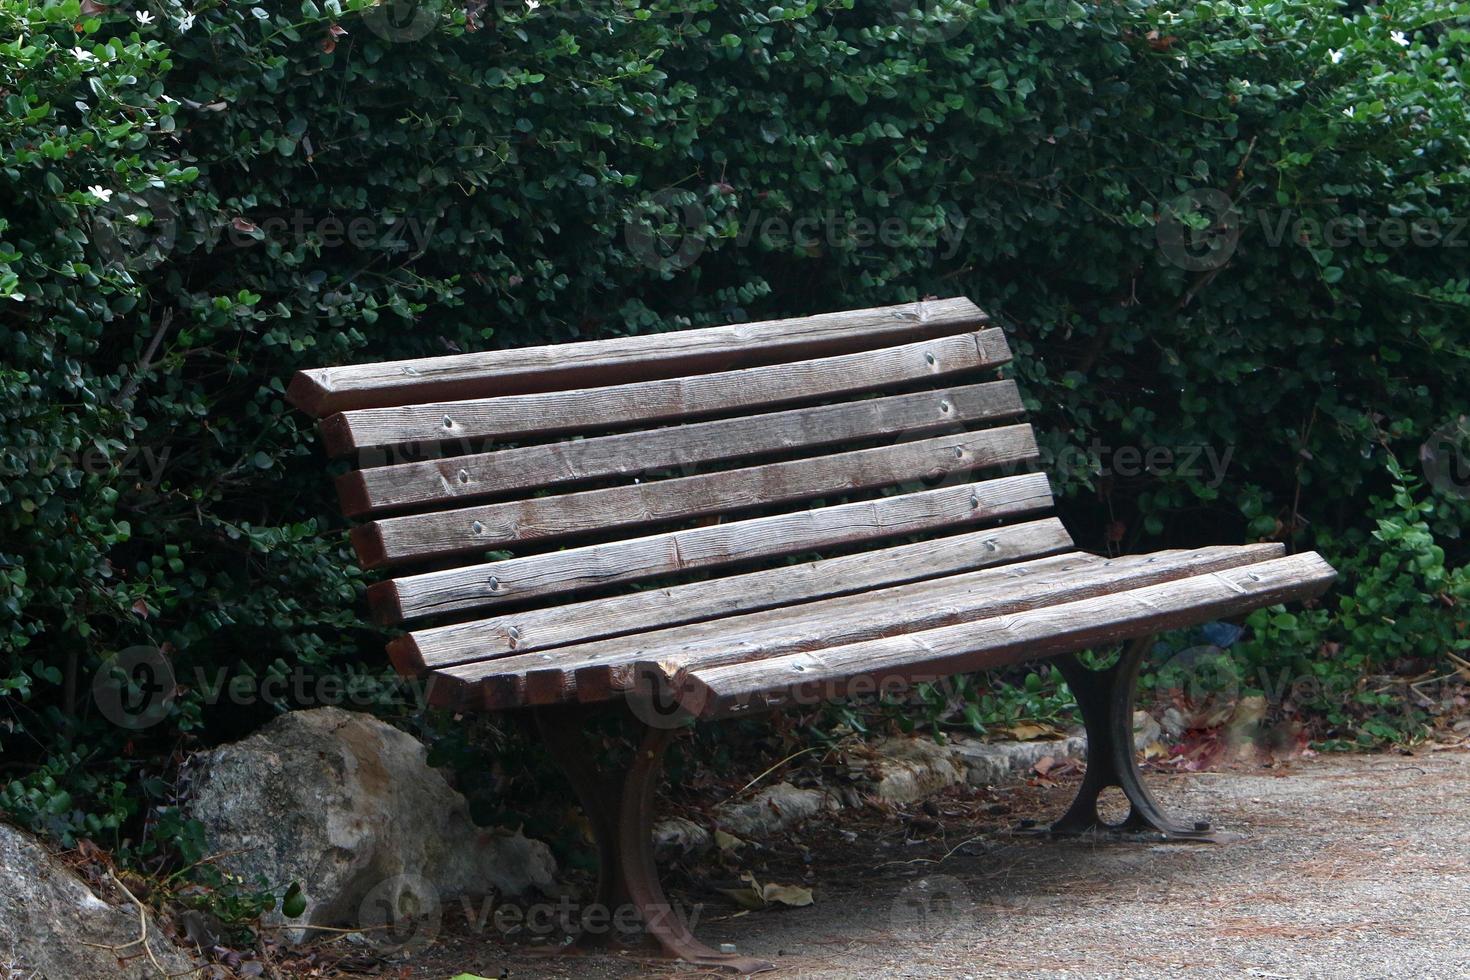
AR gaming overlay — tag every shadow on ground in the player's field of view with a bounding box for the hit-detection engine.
[341,748,1470,979]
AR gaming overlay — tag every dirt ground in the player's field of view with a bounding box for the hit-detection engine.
[340,746,1470,980]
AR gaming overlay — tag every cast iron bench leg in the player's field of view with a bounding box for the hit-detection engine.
[1038,636,1223,842]
[533,706,776,974]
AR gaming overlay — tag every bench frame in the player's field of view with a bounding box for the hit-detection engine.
[290,299,1333,973]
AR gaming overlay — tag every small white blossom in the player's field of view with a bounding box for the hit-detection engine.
[1342,106,1356,118]
[70,46,97,63]
[177,11,196,31]
[135,10,155,24]
[1391,30,1409,47]
[87,186,113,203]
[1330,49,1344,64]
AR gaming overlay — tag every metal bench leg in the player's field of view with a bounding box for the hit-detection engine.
[1038,637,1225,843]
[534,706,775,973]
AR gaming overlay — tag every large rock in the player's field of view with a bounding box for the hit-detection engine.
[714,782,839,839]
[0,823,198,979]
[184,707,555,941]
[947,735,1087,787]
[861,737,967,802]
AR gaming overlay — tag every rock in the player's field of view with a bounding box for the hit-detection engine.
[1133,709,1164,752]
[0,823,199,979]
[948,735,1087,787]
[652,817,712,860]
[184,707,555,942]
[714,782,838,838]
[1160,706,1190,739]
[863,737,965,802]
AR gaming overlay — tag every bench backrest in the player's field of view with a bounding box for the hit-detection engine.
[288,298,1072,676]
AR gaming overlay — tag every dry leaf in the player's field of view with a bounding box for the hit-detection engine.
[717,872,814,910]
[713,829,745,853]
[999,721,1062,742]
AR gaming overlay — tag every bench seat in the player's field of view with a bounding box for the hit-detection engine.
[289,297,1335,973]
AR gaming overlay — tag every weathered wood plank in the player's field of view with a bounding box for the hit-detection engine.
[288,298,990,417]
[390,517,1076,675]
[440,543,1285,709]
[352,424,1039,568]
[663,553,1337,719]
[338,381,1024,516]
[319,329,1011,456]
[370,472,1055,624]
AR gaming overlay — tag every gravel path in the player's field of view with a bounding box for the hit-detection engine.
[402,748,1470,979]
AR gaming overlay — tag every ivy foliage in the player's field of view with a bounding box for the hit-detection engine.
[1,0,1467,843]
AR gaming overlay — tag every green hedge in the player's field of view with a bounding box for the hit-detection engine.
[2,0,1468,845]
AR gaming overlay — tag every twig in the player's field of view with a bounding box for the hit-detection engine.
[718,746,825,805]
[116,309,174,406]
[76,871,190,978]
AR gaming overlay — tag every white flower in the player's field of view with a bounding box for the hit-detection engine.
[135,10,155,24]
[1342,106,1355,118]
[177,11,196,31]
[87,186,114,203]
[1330,49,1344,64]
[1391,30,1409,47]
[70,46,97,63]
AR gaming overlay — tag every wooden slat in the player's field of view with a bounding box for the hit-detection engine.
[352,424,1039,569]
[369,472,1055,624]
[288,298,990,417]
[338,380,1025,516]
[391,517,1076,674]
[663,553,1338,719]
[319,329,1011,456]
[442,543,1285,709]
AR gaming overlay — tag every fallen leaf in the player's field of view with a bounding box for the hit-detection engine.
[998,722,1063,741]
[713,829,745,853]
[716,872,814,910]
[762,882,813,907]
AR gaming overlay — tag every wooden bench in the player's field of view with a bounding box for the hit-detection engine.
[288,298,1336,972]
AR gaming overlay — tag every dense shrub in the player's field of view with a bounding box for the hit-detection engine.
[2,0,1467,848]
